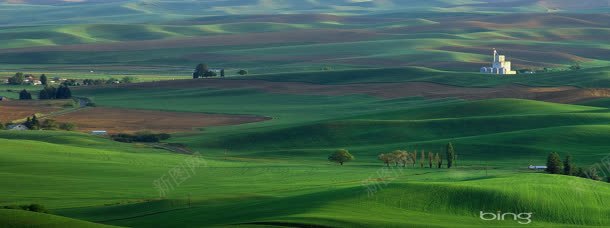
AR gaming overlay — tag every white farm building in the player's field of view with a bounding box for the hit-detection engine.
[480,49,517,75]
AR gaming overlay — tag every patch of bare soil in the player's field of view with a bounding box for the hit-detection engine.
[51,107,270,134]
[0,100,67,123]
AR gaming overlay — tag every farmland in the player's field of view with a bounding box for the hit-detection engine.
[2,0,610,227]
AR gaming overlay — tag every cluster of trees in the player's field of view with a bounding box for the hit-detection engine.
[192,63,248,78]
[2,203,48,213]
[378,143,457,169]
[82,76,136,85]
[7,72,27,85]
[19,89,32,100]
[22,114,76,131]
[546,152,609,182]
[111,131,171,143]
[193,64,223,78]
[39,85,72,99]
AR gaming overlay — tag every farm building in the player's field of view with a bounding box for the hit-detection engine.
[91,130,108,135]
[480,49,517,75]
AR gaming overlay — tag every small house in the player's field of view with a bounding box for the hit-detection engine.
[7,124,29,131]
[91,130,108,135]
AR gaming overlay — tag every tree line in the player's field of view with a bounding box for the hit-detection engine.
[0,114,76,131]
[327,143,457,168]
[546,152,610,183]
[18,85,72,100]
[378,143,457,168]
[23,114,76,131]
[192,63,247,78]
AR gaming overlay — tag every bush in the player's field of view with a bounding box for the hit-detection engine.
[237,69,248,75]
[2,203,48,213]
[59,123,77,131]
[111,132,171,143]
[40,119,59,130]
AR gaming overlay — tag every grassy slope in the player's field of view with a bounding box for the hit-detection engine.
[0,209,115,228]
[4,87,610,226]
[2,131,609,227]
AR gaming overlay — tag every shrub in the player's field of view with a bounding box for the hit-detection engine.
[111,132,171,143]
[59,123,77,131]
[2,203,48,213]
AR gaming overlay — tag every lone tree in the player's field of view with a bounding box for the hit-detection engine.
[238,69,248,76]
[446,142,456,168]
[40,74,48,86]
[193,63,209,79]
[328,149,354,166]
[563,154,574,175]
[19,89,32,100]
[546,152,562,174]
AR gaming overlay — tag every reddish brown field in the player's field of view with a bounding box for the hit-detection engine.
[0,100,66,123]
[52,107,270,134]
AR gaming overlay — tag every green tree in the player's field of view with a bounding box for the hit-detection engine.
[59,122,76,131]
[203,70,217,77]
[428,151,433,168]
[328,149,354,166]
[39,86,57,99]
[56,85,72,99]
[40,74,48,86]
[378,153,393,167]
[238,69,248,75]
[446,143,456,168]
[19,89,32,100]
[436,153,443,168]
[411,150,417,167]
[120,76,137,83]
[563,154,574,175]
[220,69,225,77]
[8,72,25,85]
[193,64,209,78]
[584,167,601,181]
[420,151,425,168]
[545,152,562,174]
[40,119,59,130]
[569,63,581,71]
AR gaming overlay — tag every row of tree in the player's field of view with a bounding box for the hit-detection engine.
[327,143,458,168]
[192,63,248,78]
[546,152,609,182]
[378,143,457,169]
[18,86,72,100]
[39,86,72,99]
[22,115,76,131]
